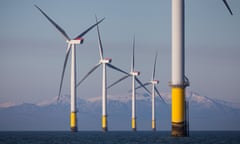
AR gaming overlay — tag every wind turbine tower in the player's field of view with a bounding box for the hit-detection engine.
[108,37,151,131]
[170,0,233,137]
[96,17,111,132]
[135,52,166,131]
[130,37,140,131]
[150,52,166,131]
[76,16,129,132]
[35,5,104,132]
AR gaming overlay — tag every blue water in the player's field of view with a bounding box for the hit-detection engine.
[0,131,240,144]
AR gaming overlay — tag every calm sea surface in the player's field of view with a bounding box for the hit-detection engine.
[0,131,240,144]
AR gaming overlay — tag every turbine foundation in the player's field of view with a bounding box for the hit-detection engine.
[171,122,186,136]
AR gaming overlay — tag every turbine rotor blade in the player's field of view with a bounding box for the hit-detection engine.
[222,0,233,15]
[154,86,166,104]
[107,63,129,75]
[95,15,104,60]
[131,36,135,72]
[135,82,151,90]
[74,18,105,40]
[135,77,151,96]
[152,52,158,80]
[107,75,130,89]
[76,63,101,87]
[58,44,72,100]
[34,5,71,41]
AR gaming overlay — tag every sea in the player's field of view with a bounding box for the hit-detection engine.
[0,131,240,144]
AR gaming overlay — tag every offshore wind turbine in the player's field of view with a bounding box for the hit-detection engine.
[170,0,233,137]
[149,52,165,131]
[35,5,104,132]
[135,52,166,131]
[76,16,128,132]
[108,37,151,131]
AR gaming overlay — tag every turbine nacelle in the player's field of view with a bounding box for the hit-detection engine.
[151,80,159,85]
[131,71,140,76]
[100,58,112,64]
[67,38,84,45]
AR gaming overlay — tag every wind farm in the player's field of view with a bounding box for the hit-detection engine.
[35,4,155,132]
[1,1,239,142]
[34,0,233,135]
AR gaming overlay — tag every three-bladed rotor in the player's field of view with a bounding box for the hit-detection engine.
[76,16,129,88]
[35,5,104,100]
[135,52,166,103]
[107,36,151,95]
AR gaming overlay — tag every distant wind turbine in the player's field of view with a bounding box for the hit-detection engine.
[35,5,104,132]
[108,37,151,131]
[135,52,166,131]
[76,16,129,132]
[170,0,233,137]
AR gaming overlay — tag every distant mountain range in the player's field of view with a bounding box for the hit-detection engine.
[0,92,240,131]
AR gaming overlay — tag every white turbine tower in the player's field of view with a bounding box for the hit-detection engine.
[76,16,129,132]
[170,0,233,137]
[35,5,104,132]
[135,52,166,131]
[108,37,151,131]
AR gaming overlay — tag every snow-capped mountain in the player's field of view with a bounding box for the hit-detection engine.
[0,92,240,131]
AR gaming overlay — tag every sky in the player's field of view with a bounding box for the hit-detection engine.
[0,0,240,105]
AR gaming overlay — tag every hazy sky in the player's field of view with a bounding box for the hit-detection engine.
[0,0,240,104]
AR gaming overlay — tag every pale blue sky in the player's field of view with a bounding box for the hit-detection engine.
[0,0,240,104]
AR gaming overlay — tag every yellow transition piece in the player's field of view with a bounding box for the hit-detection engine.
[152,120,156,129]
[70,112,77,128]
[102,115,107,129]
[132,118,136,129]
[172,87,185,123]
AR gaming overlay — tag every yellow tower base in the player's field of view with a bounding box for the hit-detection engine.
[102,115,108,132]
[152,120,156,131]
[70,112,77,132]
[132,118,136,131]
[171,86,186,137]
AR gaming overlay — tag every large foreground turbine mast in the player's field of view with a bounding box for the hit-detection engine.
[35,5,104,132]
[170,0,233,137]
